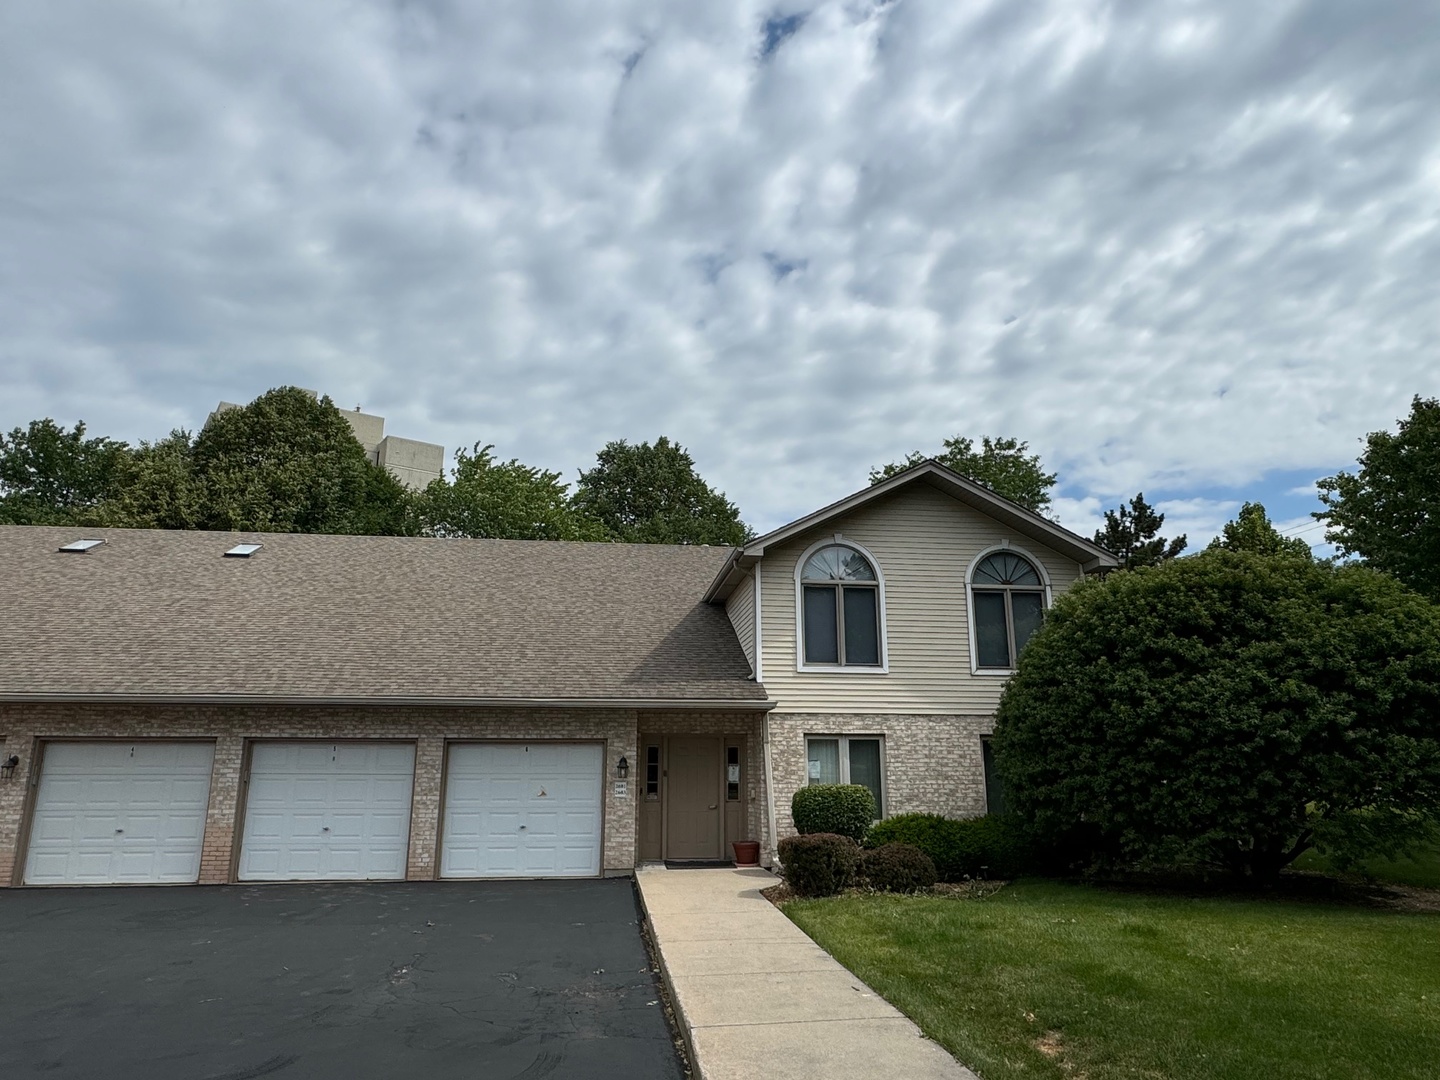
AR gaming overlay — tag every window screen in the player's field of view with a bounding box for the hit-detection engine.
[973,591,1011,668]
[847,738,883,816]
[802,586,839,664]
[982,738,1008,815]
[842,587,880,665]
[1011,592,1045,654]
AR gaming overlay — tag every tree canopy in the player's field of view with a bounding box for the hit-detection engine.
[0,419,132,525]
[188,388,410,534]
[572,436,749,545]
[93,387,411,535]
[410,442,605,540]
[1092,492,1187,568]
[993,550,1440,880]
[870,435,1058,516]
[1317,395,1440,601]
[1209,501,1312,559]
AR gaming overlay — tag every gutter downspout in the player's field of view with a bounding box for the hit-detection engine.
[762,712,780,870]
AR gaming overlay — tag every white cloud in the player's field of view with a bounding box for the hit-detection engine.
[1,0,1437,533]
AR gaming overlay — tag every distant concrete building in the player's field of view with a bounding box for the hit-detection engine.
[209,394,445,491]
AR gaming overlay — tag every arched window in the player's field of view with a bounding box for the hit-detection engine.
[799,543,882,667]
[971,550,1046,670]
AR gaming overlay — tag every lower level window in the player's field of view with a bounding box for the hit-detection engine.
[981,738,1007,815]
[806,736,883,817]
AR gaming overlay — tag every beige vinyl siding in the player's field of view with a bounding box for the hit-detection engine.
[725,571,757,677]
[759,483,1083,714]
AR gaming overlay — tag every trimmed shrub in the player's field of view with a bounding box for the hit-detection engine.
[865,813,1031,881]
[792,784,876,841]
[861,843,937,892]
[778,833,861,897]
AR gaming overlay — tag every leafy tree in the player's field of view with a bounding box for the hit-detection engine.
[1317,395,1440,601]
[411,442,605,540]
[572,436,748,545]
[1092,492,1187,568]
[870,435,1058,515]
[1209,501,1312,559]
[993,550,1440,881]
[93,431,205,530]
[0,418,132,524]
[189,387,411,534]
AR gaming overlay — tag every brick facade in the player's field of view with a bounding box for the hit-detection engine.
[3,702,750,886]
[767,713,995,840]
[0,703,993,884]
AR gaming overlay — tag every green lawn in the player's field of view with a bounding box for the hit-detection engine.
[784,881,1440,1080]
[1291,842,1440,890]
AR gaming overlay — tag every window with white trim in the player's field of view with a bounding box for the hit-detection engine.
[799,544,881,667]
[806,736,884,817]
[971,551,1046,670]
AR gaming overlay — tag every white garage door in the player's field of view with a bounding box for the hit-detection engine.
[238,742,415,882]
[442,743,603,878]
[25,741,215,886]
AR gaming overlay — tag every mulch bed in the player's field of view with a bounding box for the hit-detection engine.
[761,879,1008,906]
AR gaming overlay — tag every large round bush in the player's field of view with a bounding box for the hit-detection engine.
[994,551,1440,879]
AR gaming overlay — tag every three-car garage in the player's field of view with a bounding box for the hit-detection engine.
[19,739,608,886]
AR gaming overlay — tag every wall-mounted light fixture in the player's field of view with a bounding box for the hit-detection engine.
[0,755,18,780]
[616,756,629,779]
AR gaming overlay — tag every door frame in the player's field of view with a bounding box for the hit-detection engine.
[232,738,420,884]
[661,735,726,861]
[436,738,608,880]
[18,737,219,888]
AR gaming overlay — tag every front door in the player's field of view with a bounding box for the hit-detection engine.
[666,737,722,860]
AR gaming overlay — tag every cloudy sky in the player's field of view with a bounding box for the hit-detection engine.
[3,1,1436,546]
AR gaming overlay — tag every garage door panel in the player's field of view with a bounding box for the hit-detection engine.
[24,742,215,886]
[238,742,416,882]
[441,743,602,879]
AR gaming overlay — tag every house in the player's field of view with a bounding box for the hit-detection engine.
[209,396,446,490]
[0,462,1117,887]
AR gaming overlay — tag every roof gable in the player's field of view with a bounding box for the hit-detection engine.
[705,461,1118,600]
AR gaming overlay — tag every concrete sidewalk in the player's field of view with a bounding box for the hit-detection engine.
[636,867,978,1080]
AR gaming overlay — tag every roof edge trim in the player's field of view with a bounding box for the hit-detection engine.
[0,693,778,711]
[735,461,1118,567]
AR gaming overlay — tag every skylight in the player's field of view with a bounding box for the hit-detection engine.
[223,543,263,558]
[57,538,105,553]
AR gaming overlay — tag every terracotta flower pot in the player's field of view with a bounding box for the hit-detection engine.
[732,840,761,866]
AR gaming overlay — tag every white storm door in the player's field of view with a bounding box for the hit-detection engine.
[24,742,215,885]
[441,743,603,879]
[238,742,415,881]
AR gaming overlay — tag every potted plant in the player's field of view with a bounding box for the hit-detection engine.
[731,840,761,866]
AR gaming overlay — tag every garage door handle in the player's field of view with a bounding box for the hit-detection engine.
[115,829,123,834]
[322,827,330,832]
[708,804,717,810]
[519,825,527,830]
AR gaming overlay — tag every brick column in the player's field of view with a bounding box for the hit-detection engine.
[0,732,33,885]
[406,735,445,880]
[198,735,243,884]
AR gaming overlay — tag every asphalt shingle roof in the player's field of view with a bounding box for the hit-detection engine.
[0,526,767,705]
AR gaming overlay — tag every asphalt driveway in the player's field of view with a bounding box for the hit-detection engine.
[0,879,684,1080]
